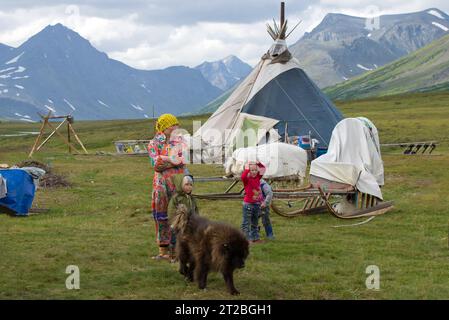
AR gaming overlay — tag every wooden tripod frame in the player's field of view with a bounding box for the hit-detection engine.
[28,112,88,157]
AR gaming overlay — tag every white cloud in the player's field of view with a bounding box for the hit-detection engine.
[0,1,448,70]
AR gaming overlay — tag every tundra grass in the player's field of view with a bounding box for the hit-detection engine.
[0,92,448,299]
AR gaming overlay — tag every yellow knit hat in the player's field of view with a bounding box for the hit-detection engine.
[156,113,179,132]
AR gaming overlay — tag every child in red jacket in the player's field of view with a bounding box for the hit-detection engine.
[241,161,266,244]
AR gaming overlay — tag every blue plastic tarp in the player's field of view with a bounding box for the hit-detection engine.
[0,169,36,216]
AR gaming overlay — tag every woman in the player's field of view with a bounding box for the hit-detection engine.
[148,113,188,260]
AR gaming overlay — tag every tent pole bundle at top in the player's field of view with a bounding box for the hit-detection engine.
[193,1,344,163]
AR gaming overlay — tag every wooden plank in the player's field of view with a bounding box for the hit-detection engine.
[224,180,239,194]
[28,115,49,157]
[67,120,71,153]
[36,119,67,151]
[69,123,88,154]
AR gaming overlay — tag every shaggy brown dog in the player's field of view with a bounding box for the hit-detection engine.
[172,205,249,295]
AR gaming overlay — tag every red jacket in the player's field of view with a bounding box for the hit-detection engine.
[241,163,266,204]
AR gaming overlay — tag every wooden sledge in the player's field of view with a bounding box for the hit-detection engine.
[317,187,394,219]
[194,175,394,219]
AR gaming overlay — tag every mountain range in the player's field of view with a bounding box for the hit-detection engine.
[195,7,449,114]
[2,7,449,121]
[290,8,449,88]
[195,55,252,91]
[0,23,225,122]
[324,33,449,100]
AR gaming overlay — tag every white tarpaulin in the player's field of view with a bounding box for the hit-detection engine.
[310,117,384,199]
[225,142,308,179]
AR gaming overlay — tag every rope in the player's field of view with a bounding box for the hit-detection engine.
[332,216,376,228]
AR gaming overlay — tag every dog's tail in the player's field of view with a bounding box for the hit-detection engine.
[171,204,189,233]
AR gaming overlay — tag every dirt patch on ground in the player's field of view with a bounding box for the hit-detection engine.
[15,160,71,188]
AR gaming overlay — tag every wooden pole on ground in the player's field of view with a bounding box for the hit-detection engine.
[36,118,67,151]
[67,120,72,154]
[28,113,88,157]
[44,120,81,153]
[68,122,88,154]
[29,111,51,158]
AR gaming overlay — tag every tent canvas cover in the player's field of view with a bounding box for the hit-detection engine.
[194,15,343,163]
[310,117,384,199]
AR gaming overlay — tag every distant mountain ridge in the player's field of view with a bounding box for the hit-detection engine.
[324,33,449,100]
[0,23,223,121]
[194,7,449,116]
[195,55,252,90]
[290,8,449,88]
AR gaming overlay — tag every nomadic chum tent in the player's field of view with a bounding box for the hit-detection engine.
[193,7,343,163]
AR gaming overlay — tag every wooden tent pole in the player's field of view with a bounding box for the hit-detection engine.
[280,2,285,38]
[44,120,81,153]
[67,120,72,154]
[36,119,67,151]
[68,122,88,154]
[29,118,47,157]
[28,111,52,157]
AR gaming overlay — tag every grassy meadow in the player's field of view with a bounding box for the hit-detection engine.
[1,92,449,299]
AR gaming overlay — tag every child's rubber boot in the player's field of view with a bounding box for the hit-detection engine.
[152,246,171,261]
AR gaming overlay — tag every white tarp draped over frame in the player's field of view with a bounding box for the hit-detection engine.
[310,117,384,199]
[225,142,308,179]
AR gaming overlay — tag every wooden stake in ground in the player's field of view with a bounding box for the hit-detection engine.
[28,113,88,157]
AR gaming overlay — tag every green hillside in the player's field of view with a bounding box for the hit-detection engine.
[324,34,449,100]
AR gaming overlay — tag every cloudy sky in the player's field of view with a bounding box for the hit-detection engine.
[1,0,448,70]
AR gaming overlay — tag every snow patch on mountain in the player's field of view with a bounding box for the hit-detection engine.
[428,10,445,20]
[13,112,33,122]
[64,98,76,110]
[140,84,151,92]
[44,105,56,113]
[131,103,144,111]
[98,100,110,108]
[357,64,373,71]
[5,52,25,65]
[0,67,15,73]
[14,66,26,73]
[19,118,35,123]
[14,85,24,89]
[432,22,449,31]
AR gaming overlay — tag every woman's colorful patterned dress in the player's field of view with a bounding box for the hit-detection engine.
[148,133,188,247]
